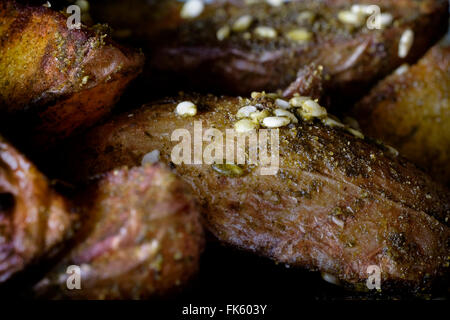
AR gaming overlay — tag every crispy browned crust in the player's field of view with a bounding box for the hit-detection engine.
[34,164,204,299]
[0,135,73,283]
[53,94,450,292]
[0,0,144,146]
[354,44,450,185]
[91,0,448,102]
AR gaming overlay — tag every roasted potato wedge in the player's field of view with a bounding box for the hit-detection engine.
[34,164,204,299]
[0,135,73,283]
[52,93,450,292]
[0,0,144,147]
[91,0,448,105]
[354,44,450,185]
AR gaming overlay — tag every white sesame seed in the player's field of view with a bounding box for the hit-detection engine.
[232,15,253,32]
[395,64,409,75]
[299,99,327,119]
[180,0,204,19]
[289,96,311,107]
[236,105,257,119]
[351,4,372,15]
[332,216,345,228]
[216,25,230,41]
[275,98,290,109]
[286,28,313,42]
[141,150,160,166]
[274,109,298,123]
[254,26,277,39]
[262,116,290,128]
[250,109,271,124]
[175,101,197,117]
[322,117,345,128]
[398,29,414,58]
[385,145,399,157]
[266,0,283,7]
[321,272,341,286]
[234,118,259,132]
[347,127,364,139]
[338,10,364,26]
[297,11,315,24]
[43,1,51,8]
[379,13,393,28]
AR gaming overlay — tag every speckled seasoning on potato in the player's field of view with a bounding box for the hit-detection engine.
[0,0,144,147]
[354,44,450,185]
[52,93,450,292]
[34,164,204,299]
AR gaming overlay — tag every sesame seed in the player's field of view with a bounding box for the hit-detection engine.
[275,98,290,109]
[262,116,290,128]
[234,118,259,132]
[175,101,197,117]
[250,109,271,124]
[216,25,230,41]
[385,145,399,157]
[379,13,393,28]
[266,0,283,7]
[297,11,315,24]
[338,10,364,26]
[236,105,257,118]
[180,0,204,19]
[351,4,372,15]
[398,29,414,58]
[254,26,277,39]
[331,216,345,228]
[298,99,327,119]
[274,109,298,123]
[346,127,364,139]
[212,163,244,177]
[141,150,160,166]
[322,117,345,128]
[289,96,311,107]
[286,28,313,42]
[232,15,253,32]
[395,64,409,75]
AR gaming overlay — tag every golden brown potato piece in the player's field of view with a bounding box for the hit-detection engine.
[53,94,450,292]
[0,135,73,283]
[354,44,450,185]
[34,164,204,299]
[0,0,144,147]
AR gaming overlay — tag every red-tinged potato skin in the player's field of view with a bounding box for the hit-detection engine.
[0,0,144,147]
[91,0,448,104]
[354,44,450,185]
[34,165,204,300]
[0,136,73,283]
[53,94,450,293]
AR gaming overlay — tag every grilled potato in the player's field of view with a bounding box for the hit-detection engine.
[354,44,450,185]
[34,164,204,299]
[52,93,450,292]
[0,135,73,283]
[91,0,448,106]
[0,0,144,147]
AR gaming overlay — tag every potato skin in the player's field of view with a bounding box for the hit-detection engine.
[0,136,73,283]
[54,94,450,292]
[92,0,448,103]
[354,44,450,185]
[34,164,204,300]
[0,0,144,147]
